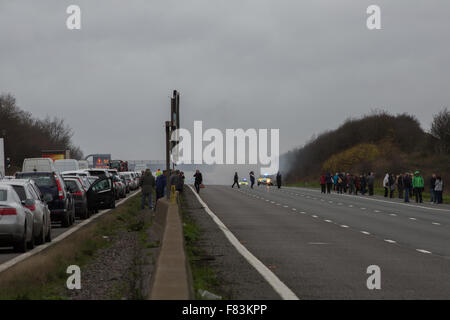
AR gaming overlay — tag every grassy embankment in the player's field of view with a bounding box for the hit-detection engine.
[180,194,222,300]
[0,193,154,300]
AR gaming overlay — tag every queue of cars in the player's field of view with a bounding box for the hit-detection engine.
[0,158,142,253]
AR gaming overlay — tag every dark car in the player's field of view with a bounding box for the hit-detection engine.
[16,171,75,227]
[87,177,116,212]
[63,177,90,219]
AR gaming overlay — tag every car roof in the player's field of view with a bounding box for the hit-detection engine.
[0,179,32,186]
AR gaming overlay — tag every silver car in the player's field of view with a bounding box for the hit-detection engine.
[0,184,35,252]
[0,179,52,245]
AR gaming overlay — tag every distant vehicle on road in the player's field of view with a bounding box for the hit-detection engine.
[54,159,79,173]
[110,160,128,172]
[257,175,273,186]
[239,178,249,186]
[63,177,90,219]
[84,169,111,179]
[0,184,35,252]
[22,158,56,173]
[134,164,147,172]
[78,160,89,170]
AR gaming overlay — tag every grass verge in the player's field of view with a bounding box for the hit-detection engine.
[179,194,221,300]
[0,193,145,300]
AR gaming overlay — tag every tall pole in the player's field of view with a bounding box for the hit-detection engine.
[165,121,171,199]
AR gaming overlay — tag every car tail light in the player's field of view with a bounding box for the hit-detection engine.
[73,190,83,197]
[54,176,64,200]
[0,208,17,215]
[25,204,36,211]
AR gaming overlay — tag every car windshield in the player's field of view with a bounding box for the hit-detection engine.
[0,189,7,201]
[64,180,80,191]
[16,173,55,187]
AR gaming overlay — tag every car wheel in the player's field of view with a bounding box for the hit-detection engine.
[61,212,70,227]
[27,232,35,250]
[45,225,52,242]
[14,228,28,253]
[35,226,45,245]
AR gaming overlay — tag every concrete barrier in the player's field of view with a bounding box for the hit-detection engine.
[149,196,193,300]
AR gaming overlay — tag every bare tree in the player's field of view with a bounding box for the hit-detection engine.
[430,108,450,154]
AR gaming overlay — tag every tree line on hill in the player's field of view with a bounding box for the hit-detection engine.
[284,109,450,185]
[0,93,83,173]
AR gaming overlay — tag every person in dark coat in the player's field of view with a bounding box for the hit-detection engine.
[140,169,155,210]
[276,171,282,189]
[360,174,367,195]
[249,171,255,189]
[325,173,332,194]
[403,172,412,203]
[155,171,167,203]
[232,172,240,188]
[176,171,185,193]
[367,172,375,196]
[193,169,203,193]
[397,174,404,199]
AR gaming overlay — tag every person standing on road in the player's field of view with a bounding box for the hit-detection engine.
[360,174,367,195]
[320,174,326,193]
[412,170,424,203]
[337,173,344,194]
[169,170,180,198]
[367,172,375,196]
[276,171,282,189]
[333,173,339,192]
[193,169,203,193]
[232,172,240,188]
[397,174,404,199]
[434,176,443,204]
[249,171,255,189]
[403,172,412,203]
[325,172,332,194]
[430,174,437,204]
[348,173,355,195]
[383,173,390,197]
[140,169,155,210]
[176,171,185,194]
[155,170,167,203]
[389,173,395,198]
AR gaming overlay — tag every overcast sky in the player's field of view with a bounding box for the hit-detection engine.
[1,0,449,163]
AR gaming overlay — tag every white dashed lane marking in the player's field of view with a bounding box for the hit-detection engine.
[432,222,441,226]
[361,231,370,235]
[341,225,349,228]
[384,239,396,244]
[416,249,432,254]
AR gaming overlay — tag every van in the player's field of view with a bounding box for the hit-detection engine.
[22,158,56,173]
[78,160,89,170]
[54,159,79,173]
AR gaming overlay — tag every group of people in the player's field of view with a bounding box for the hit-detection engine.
[382,171,444,204]
[320,172,376,196]
[319,170,445,204]
[139,168,186,210]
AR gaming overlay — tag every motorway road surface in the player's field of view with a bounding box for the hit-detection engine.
[190,185,450,299]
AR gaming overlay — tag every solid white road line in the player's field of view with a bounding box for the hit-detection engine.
[0,190,141,274]
[187,185,299,300]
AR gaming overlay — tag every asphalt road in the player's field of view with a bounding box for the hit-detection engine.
[190,184,450,299]
[0,190,140,265]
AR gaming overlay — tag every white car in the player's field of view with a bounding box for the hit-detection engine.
[0,184,35,252]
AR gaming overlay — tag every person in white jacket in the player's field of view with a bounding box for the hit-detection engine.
[383,173,390,197]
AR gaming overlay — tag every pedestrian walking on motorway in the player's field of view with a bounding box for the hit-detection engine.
[383,173,390,197]
[232,172,240,188]
[403,172,412,202]
[430,173,437,203]
[176,171,185,193]
[397,174,404,199]
[333,173,339,192]
[389,173,395,198]
[193,169,203,193]
[155,171,167,203]
[325,172,333,194]
[367,172,375,196]
[434,176,443,204]
[276,171,282,189]
[412,170,424,203]
[140,169,155,210]
[320,174,326,193]
[250,171,255,189]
